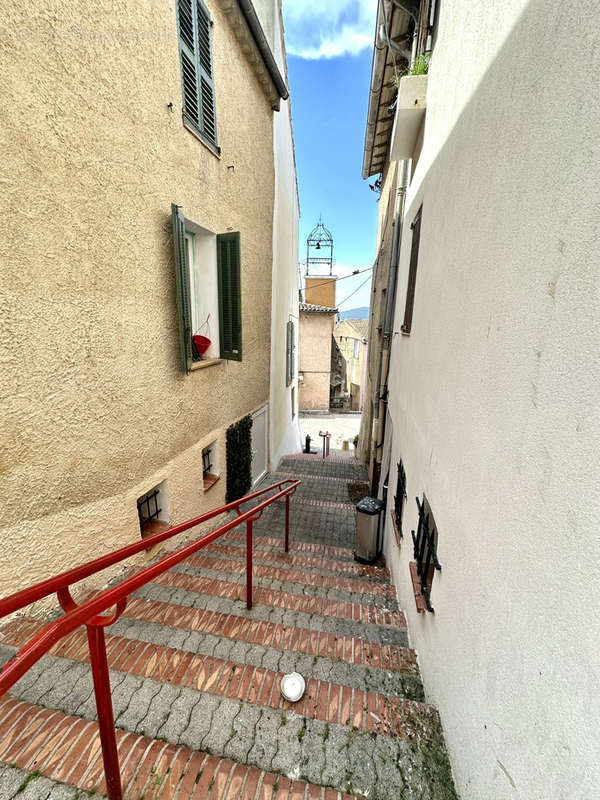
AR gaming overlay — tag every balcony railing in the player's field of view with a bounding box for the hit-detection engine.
[0,478,300,800]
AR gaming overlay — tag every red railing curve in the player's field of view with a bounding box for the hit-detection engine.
[0,478,300,799]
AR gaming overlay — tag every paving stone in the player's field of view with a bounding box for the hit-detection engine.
[0,453,457,800]
[247,708,281,770]
[0,763,28,800]
[222,703,261,764]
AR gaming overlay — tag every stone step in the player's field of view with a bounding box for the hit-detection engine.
[0,697,359,799]
[1,615,423,702]
[133,580,407,647]
[169,561,398,612]
[191,542,391,582]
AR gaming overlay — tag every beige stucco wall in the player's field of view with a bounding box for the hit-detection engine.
[305,277,337,311]
[379,0,600,798]
[0,0,276,604]
[334,320,365,396]
[298,313,333,411]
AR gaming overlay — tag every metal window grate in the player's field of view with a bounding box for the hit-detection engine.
[411,494,441,612]
[137,489,161,530]
[202,448,213,476]
[394,460,407,536]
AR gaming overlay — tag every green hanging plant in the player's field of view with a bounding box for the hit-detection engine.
[226,414,253,503]
[392,53,430,87]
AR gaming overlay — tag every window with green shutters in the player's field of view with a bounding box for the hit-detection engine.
[171,204,242,372]
[217,232,242,361]
[286,320,295,386]
[175,0,219,152]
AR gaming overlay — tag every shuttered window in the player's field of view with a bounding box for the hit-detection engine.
[172,203,193,373]
[401,206,423,335]
[217,232,242,361]
[172,204,242,371]
[176,0,219,151]
[286,320,295,386]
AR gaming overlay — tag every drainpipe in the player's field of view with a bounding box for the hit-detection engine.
[236,0,289,102]
[373,160,409,470]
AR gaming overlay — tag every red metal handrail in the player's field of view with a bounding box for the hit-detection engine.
[0,477,300,799]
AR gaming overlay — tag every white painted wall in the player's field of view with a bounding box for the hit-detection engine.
[381,1,600,798]
[258,0,302,467]
[185,220,220,360]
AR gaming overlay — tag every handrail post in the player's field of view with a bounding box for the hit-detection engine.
[87,625,123,800]
[246,518,253,610]
[285,494,290,553]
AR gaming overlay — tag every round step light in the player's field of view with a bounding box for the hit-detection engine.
[280,672,306,703]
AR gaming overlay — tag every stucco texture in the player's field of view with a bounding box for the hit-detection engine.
[380,0,600,798]
[298,312,334,411]
[0,0,275,601]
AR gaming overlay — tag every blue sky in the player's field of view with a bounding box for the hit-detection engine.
[282,1,378,311]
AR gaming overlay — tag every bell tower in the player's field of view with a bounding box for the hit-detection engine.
[305,218,336,309]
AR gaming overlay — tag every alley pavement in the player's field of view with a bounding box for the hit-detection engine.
[0,452,457,799]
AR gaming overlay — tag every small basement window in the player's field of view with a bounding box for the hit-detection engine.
[137,480,170,537]
[202,441,219,491]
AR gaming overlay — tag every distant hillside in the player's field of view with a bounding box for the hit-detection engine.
[338,306,369,320]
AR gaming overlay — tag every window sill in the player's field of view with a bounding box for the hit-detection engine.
[183,120,221,159]
[191,358,224,371]
[390,510,402,547]
[140,520,171,551]
[409,561,434,614]
[203,474,220,492]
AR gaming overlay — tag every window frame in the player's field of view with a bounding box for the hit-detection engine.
[172,203,242,372]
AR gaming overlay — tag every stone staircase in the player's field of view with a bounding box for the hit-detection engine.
[0,454,457,799]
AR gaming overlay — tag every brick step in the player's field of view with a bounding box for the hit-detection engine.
[0,697,358,799]
[219,532,357,563]
[0,656,450,798]
[114,597,414,671]
[133,581,406,647]
[0,632,426,738]
[150,571,403,631]
[171,560,397,611]
[1,613,423,702]
[0,644,448,799]
[193,541,391,582]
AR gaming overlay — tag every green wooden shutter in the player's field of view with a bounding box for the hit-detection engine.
[217,232,242,361]
[171,203,193,373]
[175,0,218,149]
[176,0,201,131]
[286,320,294,386]
[196,0,218,147]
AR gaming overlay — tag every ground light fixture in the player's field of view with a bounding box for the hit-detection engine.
[280,672,306,703]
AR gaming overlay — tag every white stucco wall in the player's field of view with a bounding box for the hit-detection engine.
[382,1,600,798]
[263,0,302,467]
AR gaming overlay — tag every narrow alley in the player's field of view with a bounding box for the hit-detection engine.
[0,452,456,799]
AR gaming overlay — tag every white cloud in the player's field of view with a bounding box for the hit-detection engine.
[283,0,377,59]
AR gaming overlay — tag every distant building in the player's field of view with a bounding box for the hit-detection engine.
[333,319,368,410]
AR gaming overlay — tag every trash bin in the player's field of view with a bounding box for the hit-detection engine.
[354,496,384,564]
